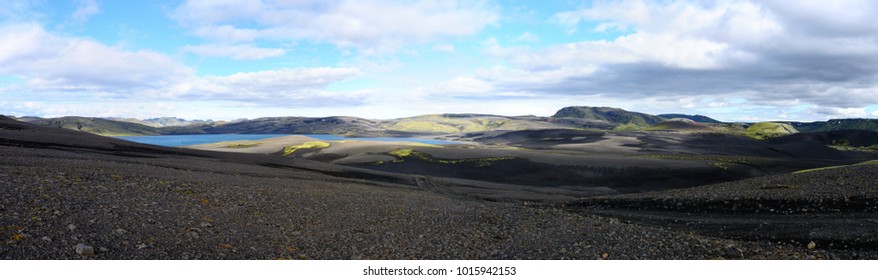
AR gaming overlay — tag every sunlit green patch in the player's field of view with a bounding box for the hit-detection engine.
[282,141,330,156]
[225,143,261,148]
[388,148,414,157]
[742,122,798,140]
[612,123,643,131]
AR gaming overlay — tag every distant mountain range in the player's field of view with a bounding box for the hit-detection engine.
[105,117,218,128]
[8,106,878,139]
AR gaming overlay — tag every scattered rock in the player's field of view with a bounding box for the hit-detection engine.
[807,241,816,250]
[99,247,109,253]
[67,224,76,231]
[115,229,127,235]
[601,252,609,259]
[74,243,94,256]
[136,243,148,249]
[41,236,52,242]
[723,246,743,259]
[199,222,212,228]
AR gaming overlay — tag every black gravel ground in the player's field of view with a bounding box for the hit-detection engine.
[1,117,874,259]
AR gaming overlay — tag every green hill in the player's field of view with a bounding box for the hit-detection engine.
[657,114,722,124]
[646,118,716,131]
[552,106,665,128]
[743,122,798,140]
[384,114,569,134]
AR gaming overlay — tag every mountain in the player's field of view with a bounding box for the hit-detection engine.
[201,114,578,136]
[657,114,722,123]
[790,119,878,133]
[142,117,216,127]
[203,116,382,135]
[384,114,573,134]
[552,106,665,127]
[21,116,164,136]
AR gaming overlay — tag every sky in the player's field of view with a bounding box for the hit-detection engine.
[1,0,878,122]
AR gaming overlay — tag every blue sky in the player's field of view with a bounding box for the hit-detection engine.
[2,0,878,121]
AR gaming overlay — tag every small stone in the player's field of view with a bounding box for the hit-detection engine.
[99,247,109,252]
[42,236,52,242]
[601,252,609,259]
[199,222,212,228]
[67,224,76,231]
[807,241,816,250]
[136,243,148,249]
[75,243,94,256]
[723,247,743,259]
[115,229,127,235]
[559,248,568,254]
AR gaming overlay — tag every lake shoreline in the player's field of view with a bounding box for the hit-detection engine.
[115,134,460,147]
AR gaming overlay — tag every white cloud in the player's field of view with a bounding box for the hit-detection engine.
[72,0,100,23]
[0,24,365,107]
[181,44,286,60]
[445,0,878,121]
[811,106,868,118]
[171,0,499,51]
[165,67,364,105]
[0,24,191,92]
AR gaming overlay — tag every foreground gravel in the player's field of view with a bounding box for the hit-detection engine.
[0,144,844,260]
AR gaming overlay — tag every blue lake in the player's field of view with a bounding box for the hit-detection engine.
[115,134,459,147]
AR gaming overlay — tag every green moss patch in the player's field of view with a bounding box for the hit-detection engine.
[282,141,330,156]
[225,143,261,149]
[743,122,798,140]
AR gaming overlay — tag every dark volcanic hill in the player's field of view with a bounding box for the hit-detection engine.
[770,130,878,148]
[22,116,164,136]
[203,116,382,135]
[791,119,878,133]
[552,106,665,127]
